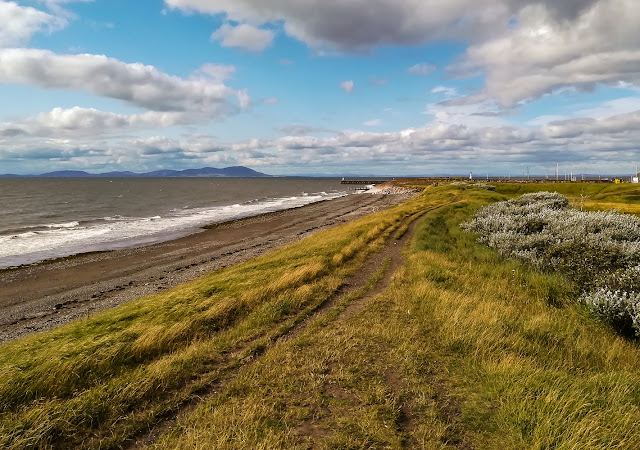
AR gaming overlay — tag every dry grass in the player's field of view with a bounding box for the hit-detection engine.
[156,185,640,449]
[3,183,640,448]
[0,187,450,448]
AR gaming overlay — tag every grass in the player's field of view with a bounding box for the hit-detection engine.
[3,182,640,448]
[491,181,640,214]
[0,186,456,448]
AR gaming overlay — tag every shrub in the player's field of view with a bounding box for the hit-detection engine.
[462,192,640,336]
[580,289,640,337]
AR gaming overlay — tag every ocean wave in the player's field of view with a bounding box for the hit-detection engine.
[0,190,348,268]
[45,221,80,229]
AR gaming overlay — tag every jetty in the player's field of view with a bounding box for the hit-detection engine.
[340,178,391,185]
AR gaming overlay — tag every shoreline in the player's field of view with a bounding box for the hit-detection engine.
[0,192,416,344]
[0,191,351,271]
[0,197,338,273]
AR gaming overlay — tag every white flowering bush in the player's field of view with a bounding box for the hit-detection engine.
[462,192,640,336]
[580,289,640,336]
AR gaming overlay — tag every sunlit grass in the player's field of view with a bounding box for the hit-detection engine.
[3,183,640,448]
[0,186,457,448]
[157,185,640,449]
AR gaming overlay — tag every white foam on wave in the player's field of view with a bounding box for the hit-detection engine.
[46,221,80,229]
[0,191,348,268]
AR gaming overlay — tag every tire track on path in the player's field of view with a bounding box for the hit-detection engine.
[124,200,457,449]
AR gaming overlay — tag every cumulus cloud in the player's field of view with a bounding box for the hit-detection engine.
[0,107,188,138]
[543,110,640,138]
[408,63,436,76]
[575,97,640,119]
[455,0,640,107]
[6,107,640,174]
[164,0,517,50]
[340,80,354,93]
[0,0,66,47]
[0,49,248,114]
[164,0,604,49]
[165,0,640,106]
[211,23,274,52]
[425,96,513,128]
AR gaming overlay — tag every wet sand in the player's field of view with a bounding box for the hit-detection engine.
[0,193,412,343]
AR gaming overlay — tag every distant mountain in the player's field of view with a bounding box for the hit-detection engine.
[0,166,272,178]
[39,170,95,177]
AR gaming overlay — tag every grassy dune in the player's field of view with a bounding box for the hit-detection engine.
[3,183,640,448]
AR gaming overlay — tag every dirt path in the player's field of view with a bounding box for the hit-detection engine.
[124,202,453,449]
[0,193,412,344]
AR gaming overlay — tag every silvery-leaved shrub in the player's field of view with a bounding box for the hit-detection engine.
[580,289,640,337]
[462,191,640,336]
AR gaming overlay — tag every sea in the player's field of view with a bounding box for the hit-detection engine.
[0,177,351,269]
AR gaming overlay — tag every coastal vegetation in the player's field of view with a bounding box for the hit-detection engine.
[463,190,640,337]
[2,182,640,448]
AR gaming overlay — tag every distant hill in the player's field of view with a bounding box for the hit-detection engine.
[0,166,272,178]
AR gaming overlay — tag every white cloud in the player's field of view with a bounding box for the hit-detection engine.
[431,86,457,97]
[6,107,640,174]
[0,107,187,138]
[424,97,512,128]
[236,88,251,109]
[575,97,640,119]
[211,23,274,52]
[340,80,354,94]
[263,98,279,104]
[455,0,640,107]
[0,49,247,115]
[165,0,598,51]
[190,63,236,82]
[163,0,519,50]
[408,63,436,76]
[0,0,66,47]
[526,114,570,127]
[543,110,640,139]
[363,119,382,127]
[276,124,335,136]
[165,0,638,107]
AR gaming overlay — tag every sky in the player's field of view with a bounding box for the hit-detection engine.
[0,0,639,176]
